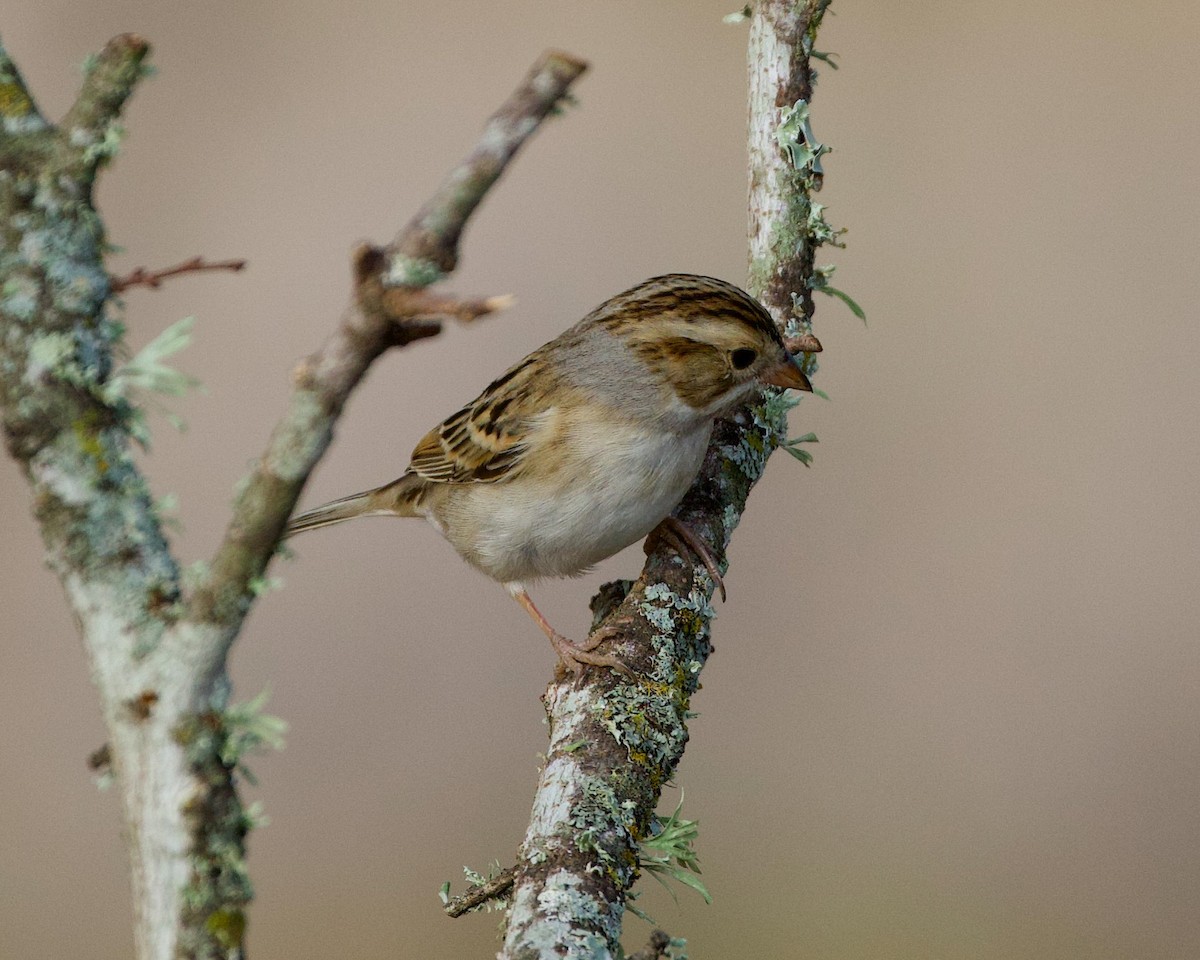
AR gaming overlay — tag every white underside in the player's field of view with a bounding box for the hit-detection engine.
[429,417,713,584]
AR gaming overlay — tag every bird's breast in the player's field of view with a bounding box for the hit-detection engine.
[437,415,712,584]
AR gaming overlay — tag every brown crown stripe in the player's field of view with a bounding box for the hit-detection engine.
[592,280,780,344]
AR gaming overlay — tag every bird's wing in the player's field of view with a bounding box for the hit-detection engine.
[408,350,557,484]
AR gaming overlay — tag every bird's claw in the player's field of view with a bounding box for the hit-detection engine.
[550,629,635,680]
[648,516,727,602]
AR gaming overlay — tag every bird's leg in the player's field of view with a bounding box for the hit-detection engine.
[646,516,727,602]
[507,584,634,679]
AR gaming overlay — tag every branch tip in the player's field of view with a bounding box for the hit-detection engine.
[63,32,152,141]
[784,332,822,354]
[103,32,150,59]
[484,293,517,313]
[394,49,588,272]
[351,243,386,286]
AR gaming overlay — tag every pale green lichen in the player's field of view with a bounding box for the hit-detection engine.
[246,574,283,598]
[721,503,740,539]
[25,332,78,382]
[217,688,287,778]
[176,693,283,959]
[537,870,623,946]
[569,776,637,864]
[385,254,444,287]
[2,274,39,320]
[103,315,200,403]
[29,425,180,627]
[775,99,827,175]
[1,109,46,136]
[71,121,126,169]
[809,263,866,322]
[638,796,711,905]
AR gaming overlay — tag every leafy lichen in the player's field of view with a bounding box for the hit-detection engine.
[175,692,284,959]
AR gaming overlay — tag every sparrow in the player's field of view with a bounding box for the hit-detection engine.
[287,274,815,675]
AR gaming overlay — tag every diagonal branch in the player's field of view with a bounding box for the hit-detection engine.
[500,2,836,956]
[396,50,587,274]
[185,51,587,646]
[60,34,150,175]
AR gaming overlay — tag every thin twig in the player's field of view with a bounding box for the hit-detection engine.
[443,867,516,918]
[386,289,516,325]
[785,331,822,354]
[110,256,247,293]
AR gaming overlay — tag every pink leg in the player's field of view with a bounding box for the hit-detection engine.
[650,516,727,602]
[508,585,633,679]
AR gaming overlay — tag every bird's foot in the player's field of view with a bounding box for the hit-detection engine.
[509,583,634,679]
[647,516,727,602]
[550,629,635,680]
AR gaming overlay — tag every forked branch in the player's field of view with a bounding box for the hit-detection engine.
[0,34,586,960]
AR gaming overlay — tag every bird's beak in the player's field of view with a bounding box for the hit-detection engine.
[761,357,812,392]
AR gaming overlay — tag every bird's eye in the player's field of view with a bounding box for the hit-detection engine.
[730,347,757,370]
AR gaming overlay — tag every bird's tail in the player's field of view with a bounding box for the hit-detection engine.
[285,474,424,538]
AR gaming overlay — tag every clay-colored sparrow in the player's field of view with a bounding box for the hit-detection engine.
[287,274,815,674]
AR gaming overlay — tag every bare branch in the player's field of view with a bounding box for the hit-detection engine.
[110,256,247,292]
[395,49,588,275]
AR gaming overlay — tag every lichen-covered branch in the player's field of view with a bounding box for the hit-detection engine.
[0,33,586,960]
[499,3,835,957]
[747,0,833,322]
[61,33,152,160]
[0,32,193,960]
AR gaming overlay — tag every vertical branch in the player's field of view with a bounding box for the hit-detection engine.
[500,2,836,957]
[747,0,831,322]
[0,33,194,960]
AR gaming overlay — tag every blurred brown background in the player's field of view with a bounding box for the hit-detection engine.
[2,1,1198,958]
